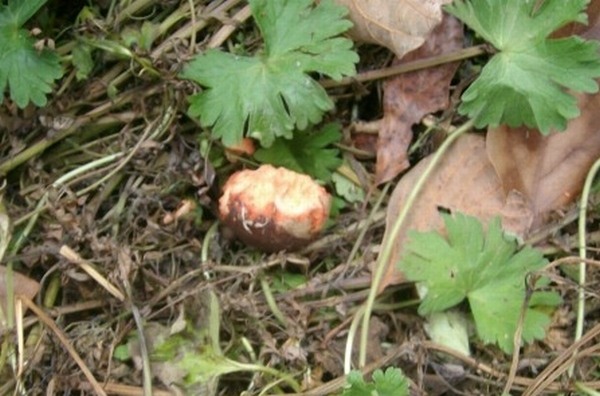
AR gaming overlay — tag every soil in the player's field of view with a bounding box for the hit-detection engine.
[1,1,600,395]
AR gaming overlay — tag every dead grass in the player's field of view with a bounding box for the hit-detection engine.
[1,0,600,395]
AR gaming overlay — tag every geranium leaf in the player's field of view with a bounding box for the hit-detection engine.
[400,212,561,354]
[180,0,357,147]
[0,0,63,108]
[445,0,600,134]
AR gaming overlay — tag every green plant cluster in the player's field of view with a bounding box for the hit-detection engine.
[399,212,562,354]
[341,367,409,396]
[180,0,358,148]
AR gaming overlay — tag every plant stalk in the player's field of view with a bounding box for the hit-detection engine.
[570,156,600,376]
[357,119,475,368]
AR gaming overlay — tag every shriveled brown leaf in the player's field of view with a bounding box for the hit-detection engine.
[334,0,453,59]
[486,91,600,228]
[0,267,40,325]
[376,15,462,184]
[379,134,532,289]
[583,0,600,40]
[0,197,40,326]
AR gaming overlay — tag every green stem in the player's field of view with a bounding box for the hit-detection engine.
[10,193,47,256]
[321,45,487,88]
[0,91,139,176]
[357,119,475,367]
[570,156,600,376]
[52,153,125,188]
[201,221,219,263]
[259,275,288,327]
[345,305,365,373]
[112,0,156,25]
[76,101,175,196]
[233,360,301,393]
[0,123,82,176]
[132,303,153,396]
[345,183,390,267]
[574,382,600,396]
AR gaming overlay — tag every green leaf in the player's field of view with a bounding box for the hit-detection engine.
[0,0,63,108]
[424,310,471,356]
[179,347,243,385]
[112,344,131,361]
[371,368,410,396]
[271,272,307,293]
[341,368,409,396]
[120,21,159,51]
[3,0,45,26]
[445,0,600,134]
[72,42,93,81]
[399,212,561,354]
[181,0,357,147]
[253,123,343,181]
[342,371,372,395]
[332,172,365,204]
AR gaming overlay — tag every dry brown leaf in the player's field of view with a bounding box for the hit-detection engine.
[0,266,40,327]
[379,134,533,289]
[335,0,454,59]
[486,91,600,228]
[375,15,462,185]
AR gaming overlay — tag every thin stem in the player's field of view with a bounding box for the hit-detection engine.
[202,221,220,263]
[574,382,600,396]
[20,298,107,396]
[321,45,487,88]
[344,305,365,373]
[570,156,600,376]
[132,303,153,396]
[52,153,125,188]
[187,0,196,54]
[345,183,390,267]
[358,119,475,367]
[260,275,288,327]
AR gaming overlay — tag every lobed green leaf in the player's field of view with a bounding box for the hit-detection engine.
[0,0,63,108]
[181,0,358,147]
[400,212,561,354]
[341,368,409,396]
[445,0,600,134]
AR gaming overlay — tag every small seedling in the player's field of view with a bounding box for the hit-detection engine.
[399,212,562,354]
[340,367,409,396]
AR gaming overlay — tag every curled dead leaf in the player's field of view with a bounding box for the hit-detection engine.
[0,267,40,329]
[486,91,600,228]
[334,0,454,59]
[162,199,197,225]
[376,15,463,184]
